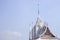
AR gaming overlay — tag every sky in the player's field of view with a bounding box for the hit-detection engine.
[0,0,60,40]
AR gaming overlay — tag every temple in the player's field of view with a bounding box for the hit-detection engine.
[29,0,59,40]
[29,13,58,40]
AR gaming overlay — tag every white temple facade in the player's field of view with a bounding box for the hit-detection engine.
[29,0,59,40]
[29,14,59,40]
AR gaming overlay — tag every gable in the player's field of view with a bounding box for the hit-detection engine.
[41,27,56,38]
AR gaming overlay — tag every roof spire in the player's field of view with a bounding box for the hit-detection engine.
[36,0,43,27]
[38,0,40,18]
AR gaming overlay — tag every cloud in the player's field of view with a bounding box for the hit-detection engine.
[0,31,22,40]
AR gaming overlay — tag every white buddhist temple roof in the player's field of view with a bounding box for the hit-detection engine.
[29,16,57,40]
[29,11,58,40]
[29,0,58,40]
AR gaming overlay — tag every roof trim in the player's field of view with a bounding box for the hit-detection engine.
[40,27,56,37]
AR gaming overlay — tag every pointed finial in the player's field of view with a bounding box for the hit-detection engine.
[37,0,40,18]
[38,3,39,15]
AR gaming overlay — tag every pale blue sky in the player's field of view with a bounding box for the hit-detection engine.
[0,0,60,40]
